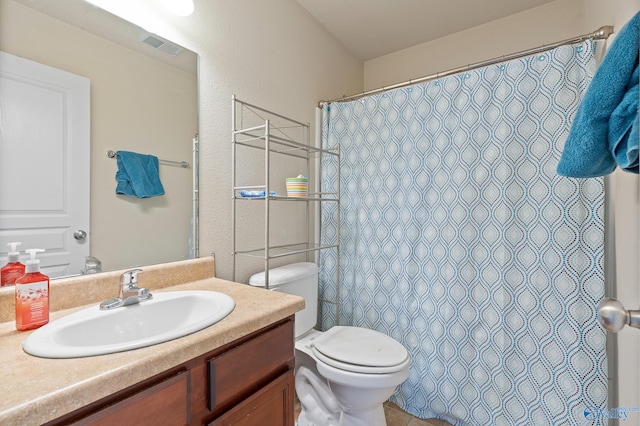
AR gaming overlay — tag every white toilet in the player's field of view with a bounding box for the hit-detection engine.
[249,262,410,426]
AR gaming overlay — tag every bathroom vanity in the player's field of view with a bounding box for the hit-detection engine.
[0,258,304,425]
[50,317,294,425]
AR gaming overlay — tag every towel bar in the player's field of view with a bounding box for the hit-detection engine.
[107,150,189,168]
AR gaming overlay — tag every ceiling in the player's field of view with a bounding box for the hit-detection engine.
[13,0,197,74]
[295,0,556,61]
[17,0,556,66]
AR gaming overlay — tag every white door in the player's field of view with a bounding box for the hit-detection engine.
[0,51,90,278]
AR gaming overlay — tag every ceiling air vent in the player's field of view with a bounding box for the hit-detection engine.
[139,33,185,56]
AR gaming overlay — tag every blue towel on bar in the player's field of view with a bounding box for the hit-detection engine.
[557,12,639,177]
[115,150,165,198]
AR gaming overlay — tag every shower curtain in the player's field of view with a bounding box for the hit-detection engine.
[319,40,606,425]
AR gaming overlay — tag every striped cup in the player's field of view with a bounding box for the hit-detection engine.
[285,176,309,197]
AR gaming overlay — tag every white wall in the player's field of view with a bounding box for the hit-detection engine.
[196,0,362,282]
[364,0,584,91]
[0,0,198,272]
[187,0,363,282]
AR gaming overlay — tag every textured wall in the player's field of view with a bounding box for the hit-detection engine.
[363,0,584,90]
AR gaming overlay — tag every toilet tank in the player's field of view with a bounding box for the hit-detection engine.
[249,262,318,338]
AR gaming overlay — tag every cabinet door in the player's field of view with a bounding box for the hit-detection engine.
[72,371,188,426]
[208,370,294,426]
[209,320,293,411]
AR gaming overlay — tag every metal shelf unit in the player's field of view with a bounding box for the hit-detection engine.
[231,96,341,322]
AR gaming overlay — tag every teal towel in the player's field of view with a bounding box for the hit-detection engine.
[610,67,639,171]
[115,150,165,198]
[557,12,639,177]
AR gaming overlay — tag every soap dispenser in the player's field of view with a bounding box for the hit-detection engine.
[1,242,25,287]
[15,249,49,331]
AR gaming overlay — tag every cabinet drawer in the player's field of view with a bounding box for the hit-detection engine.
[208,370,294,426]
[209,320,293,410]
[72,371,188,425]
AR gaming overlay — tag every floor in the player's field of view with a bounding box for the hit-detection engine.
[294,397,453,426]
[383,402,453,426]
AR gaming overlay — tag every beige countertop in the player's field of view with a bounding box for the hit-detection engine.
[0,258,304,425]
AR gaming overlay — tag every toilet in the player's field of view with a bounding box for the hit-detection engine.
[249,262,410,426]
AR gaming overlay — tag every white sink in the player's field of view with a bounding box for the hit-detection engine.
[23,291,235,358]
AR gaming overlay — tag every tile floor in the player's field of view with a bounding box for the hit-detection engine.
[383,402,453,426]
[294,398,453,426]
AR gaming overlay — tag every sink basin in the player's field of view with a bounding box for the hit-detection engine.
[23,290,235,358]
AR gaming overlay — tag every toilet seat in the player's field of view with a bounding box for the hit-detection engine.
[311,326,409,374]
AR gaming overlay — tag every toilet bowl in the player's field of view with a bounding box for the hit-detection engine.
[249,262,410,426]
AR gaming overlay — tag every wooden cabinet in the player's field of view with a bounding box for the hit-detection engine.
[208,371,294,426]
[71,372,189,426]
[46,317,295,426]
[208,318,294,415]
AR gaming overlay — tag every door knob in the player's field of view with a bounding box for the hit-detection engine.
[74,229,87,241]
[597,298,640,332]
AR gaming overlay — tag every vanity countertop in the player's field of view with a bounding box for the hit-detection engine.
[0,259,304,425]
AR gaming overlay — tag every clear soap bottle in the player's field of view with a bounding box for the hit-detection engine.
[1,242,25,287]
[15,249,49,331]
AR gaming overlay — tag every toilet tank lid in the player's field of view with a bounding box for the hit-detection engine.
[248,262,318,287]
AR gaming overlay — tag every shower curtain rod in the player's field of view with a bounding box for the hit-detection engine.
[319,25,614,107]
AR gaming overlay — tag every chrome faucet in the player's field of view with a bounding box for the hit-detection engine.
[99,269,153,310]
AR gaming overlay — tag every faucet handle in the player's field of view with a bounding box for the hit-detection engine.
[100,268,150,310]
[121,268,143,287]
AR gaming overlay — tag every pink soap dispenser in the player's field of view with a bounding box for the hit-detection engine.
[1,242,25,287]
[15,249,49,331]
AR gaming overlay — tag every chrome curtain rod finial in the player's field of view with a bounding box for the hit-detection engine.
[106,150,190,168]
[593,25,615,40]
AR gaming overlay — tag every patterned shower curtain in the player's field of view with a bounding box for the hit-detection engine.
[319,40,606,425]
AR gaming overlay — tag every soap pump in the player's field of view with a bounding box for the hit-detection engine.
[1,242,25,287]
[15,249,49,331]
